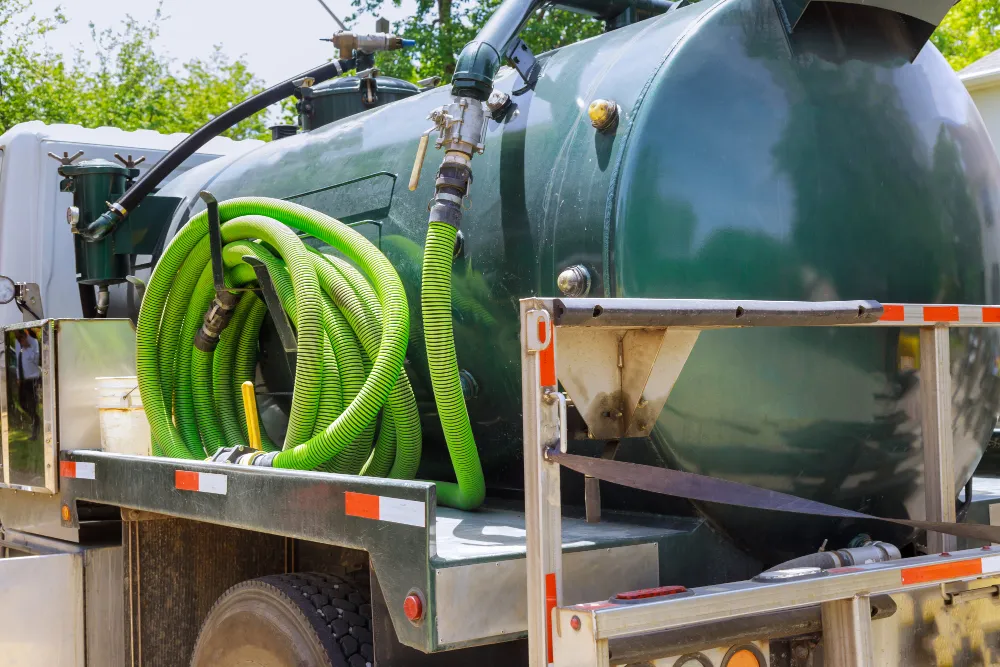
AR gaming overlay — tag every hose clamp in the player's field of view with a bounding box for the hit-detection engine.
[434,193,465,206]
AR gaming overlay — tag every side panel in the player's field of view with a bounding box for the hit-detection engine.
[85,546,125,667]
[0,553,84,666]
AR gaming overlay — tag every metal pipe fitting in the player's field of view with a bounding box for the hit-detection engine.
[766,541,901,573]
[96,285,111,318]
[194,291,241,353]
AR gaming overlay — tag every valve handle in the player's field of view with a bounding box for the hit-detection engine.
[409,132,431,191]
[114,153,146,169]
[47,150,84,166]
[241,381,263,451]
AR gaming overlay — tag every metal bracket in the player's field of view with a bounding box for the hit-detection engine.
[200,191,226,294]
[14,283,43,321]
[556,327,700,440]
[505,38,539,91]
[242,255,297,373]
[584,440,619,524]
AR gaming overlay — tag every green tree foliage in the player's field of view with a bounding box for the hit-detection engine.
[932,0,1000,71]
[0,0,270,139]
[358,0,604,82]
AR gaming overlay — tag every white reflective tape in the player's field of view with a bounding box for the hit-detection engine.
[903,304,924,324]
[982,554,1000,575]
[378,497,425,527]
[959,305,985,324]
[198,472,228,495]
[75,462,96,480]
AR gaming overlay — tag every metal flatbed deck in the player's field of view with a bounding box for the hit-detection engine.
[57,449,683,651]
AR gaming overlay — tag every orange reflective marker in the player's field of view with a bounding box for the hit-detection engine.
[727,648,761,667]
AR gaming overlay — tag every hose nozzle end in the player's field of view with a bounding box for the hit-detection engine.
[81,207,124,242]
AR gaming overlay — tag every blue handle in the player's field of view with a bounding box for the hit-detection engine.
[401,39,416,47]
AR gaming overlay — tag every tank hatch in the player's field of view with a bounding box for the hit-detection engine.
[297,74,420,131]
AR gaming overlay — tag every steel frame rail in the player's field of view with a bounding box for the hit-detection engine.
[520,298,998,667]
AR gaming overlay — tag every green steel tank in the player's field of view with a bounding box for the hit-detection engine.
[158,0,1000,562]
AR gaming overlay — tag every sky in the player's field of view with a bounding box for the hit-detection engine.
[30,0,417,86]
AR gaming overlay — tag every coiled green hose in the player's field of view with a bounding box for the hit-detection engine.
[138,197,487,510]
[137,198,420,477]
[421,222,486,510]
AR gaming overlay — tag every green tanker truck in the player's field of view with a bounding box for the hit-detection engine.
[3,0,1000,665]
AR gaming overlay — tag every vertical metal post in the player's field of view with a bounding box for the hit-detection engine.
[920,326,956,553]
[821,595,874,667]
[522,302,564,667]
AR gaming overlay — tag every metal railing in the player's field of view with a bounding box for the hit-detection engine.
[520,298,1000,667]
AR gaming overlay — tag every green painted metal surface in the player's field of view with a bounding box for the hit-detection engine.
[59,158,134,285]
[159,0,1000,562]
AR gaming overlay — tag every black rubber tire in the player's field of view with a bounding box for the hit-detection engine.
[190,571,374,667]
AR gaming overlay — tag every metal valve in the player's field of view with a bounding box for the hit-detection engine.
[408,97,489,191]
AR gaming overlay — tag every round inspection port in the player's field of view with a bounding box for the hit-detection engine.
[403,591,424,623]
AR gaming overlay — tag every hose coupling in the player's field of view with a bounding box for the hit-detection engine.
[244,451,278,466]
[429,158,473,228]
[209,445,256,464]
[194,290,241,353]
[79,206,123,242]
[209,446,277,466]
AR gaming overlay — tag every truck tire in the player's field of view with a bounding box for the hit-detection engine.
[191,571,374,667]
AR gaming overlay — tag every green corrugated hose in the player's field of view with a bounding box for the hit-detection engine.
[137,198,420,477]
[421,222,486,510]
[137,198,487,509]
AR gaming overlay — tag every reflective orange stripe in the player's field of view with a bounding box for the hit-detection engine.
[923,305,960,322]
[174,470,199,491]
[539,321,556,387]
[344,492,380,520]
[546,573,557,664]
[901,559,981,585]
[984,307,1000,323]
[881,304,905,321]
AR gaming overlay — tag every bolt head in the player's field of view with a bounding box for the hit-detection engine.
[557,265,591,297]
[487,89,510,112]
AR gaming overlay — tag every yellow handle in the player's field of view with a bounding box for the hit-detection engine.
[409,133,430,191]
[241,381,262,450]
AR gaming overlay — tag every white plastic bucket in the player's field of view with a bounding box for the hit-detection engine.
[96,376,152,456]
